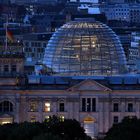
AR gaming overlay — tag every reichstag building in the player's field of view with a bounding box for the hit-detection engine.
[0,18,139,139]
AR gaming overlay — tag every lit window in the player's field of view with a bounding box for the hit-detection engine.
[30,102,37,112]
[60,116,64,122]
[2,121,11,125]
[45,116,50,119]
[45,102,50,112]
[44,116,50,122]
[30,116,36,122]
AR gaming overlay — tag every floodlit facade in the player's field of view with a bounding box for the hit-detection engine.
[1,75,140,139]
[44,19,127,76]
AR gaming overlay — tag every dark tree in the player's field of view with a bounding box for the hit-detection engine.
[44,115,90,140]
[0,116,91,140]
[104,117,140,140]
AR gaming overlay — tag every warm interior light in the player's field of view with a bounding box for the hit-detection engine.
[45,103,50,106]
[92,41,96,48]
[2,121,11,124]
[45,102,50,112]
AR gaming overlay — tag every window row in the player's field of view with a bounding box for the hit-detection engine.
[24,42,47,48]
[30,99,96,113]
[113,103,134,112]
[113,116,136,124]
[30,102,65,112]
[0,65,17,73]
[25,47,44,53]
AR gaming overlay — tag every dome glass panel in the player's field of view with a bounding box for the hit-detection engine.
[44,18,127,76]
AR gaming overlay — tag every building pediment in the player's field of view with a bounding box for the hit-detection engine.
[68,79,111,91]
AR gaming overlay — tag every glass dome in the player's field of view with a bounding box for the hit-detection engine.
[44,18,127,76]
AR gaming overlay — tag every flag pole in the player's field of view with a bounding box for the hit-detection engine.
[5,14,8,52]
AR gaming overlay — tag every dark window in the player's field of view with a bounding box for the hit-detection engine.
[38,43,41,47]
[0,101,13,112]
[32,53,35,57]
[59,102,64,112]
[29,48,32,52]
[113,103,119,112]
[4,65,9,72]
[43,43,46,47]
[92,98,96,112]
[114,116,119,123]
[128,103,133,112]
[25,48,28,52]
[87,98,91,112]
[31,42,34,46]
[25,42,29,47]
[38,48,41,52]
[82,98,96,112]
[11,65,17,72]
[82,98,86,112]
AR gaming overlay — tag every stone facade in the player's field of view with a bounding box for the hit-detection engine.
[0,77,140,139]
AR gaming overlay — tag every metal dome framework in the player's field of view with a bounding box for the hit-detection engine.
[44,19,127,76]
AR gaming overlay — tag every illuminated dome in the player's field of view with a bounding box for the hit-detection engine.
[44,18,127,76]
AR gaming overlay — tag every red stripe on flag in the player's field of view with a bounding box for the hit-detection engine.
[6,30,14,42]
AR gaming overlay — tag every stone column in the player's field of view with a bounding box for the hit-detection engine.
[19,96,28,122]
[68,101,73,119]
[120,99,126,120]
[67,96,75,119]
[38,98,43,122]
[103,99,110,133]
[98,99,104,133]
[135,99,140,118]
[73,98,80,121]
[14,97,20,123]
[52,98,57,113]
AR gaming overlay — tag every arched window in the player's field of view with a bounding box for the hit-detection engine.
[0,101,13,112]
[59,100,65,112]
[59,102,65,112]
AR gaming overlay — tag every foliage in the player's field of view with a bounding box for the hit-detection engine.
[0,116,91,140]
[33,133,62,140]
[44,115,87,140]
[104,117,140,140]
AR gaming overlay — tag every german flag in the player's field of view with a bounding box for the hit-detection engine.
[6,30,14,42]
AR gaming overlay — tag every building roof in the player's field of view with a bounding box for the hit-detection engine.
[25,75,140,90]
[0,74,140,91]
